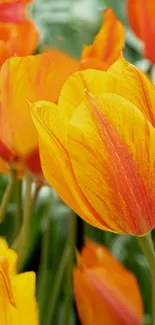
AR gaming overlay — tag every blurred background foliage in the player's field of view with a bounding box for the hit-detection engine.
[0,0,152,324]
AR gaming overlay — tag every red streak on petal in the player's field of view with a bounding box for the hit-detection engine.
[88,93,154,234]
[0,1,26,24]
[26,148,42,175]
[0,140,11,161]
[0,257,16,307]
[86,269,142,325]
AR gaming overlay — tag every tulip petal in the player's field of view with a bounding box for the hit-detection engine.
[0,239,17,273]
[73,267,142,325]
[108,57,155,127]
[68,93,155,234]
[13,272,38,325]
[127,0,155,62]
[59,69,117,120]
[31,100,112,230]
[81,8,125,69]
[81,240,126,273]
[0,52,77,157]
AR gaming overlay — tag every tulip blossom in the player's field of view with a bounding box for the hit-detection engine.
[0,238,38,324]
[80,8,125,70]
[73,239,143,325]
[0,0,33,24]
[127,0,155,63]
[0,0,39,67]
[0,52,79,174]
[31,55,155,235]
[45,9,125,73]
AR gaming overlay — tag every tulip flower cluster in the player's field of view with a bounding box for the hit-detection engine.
[0,0,155,325]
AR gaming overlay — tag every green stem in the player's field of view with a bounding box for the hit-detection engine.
[16,179,23,234]
[137,233,155,325]
[0,169,16,224]
[63,211,77,325]
[16,172,33,271]
[37,195,54,322]
[31,185,40,211]
[46,244,70,325]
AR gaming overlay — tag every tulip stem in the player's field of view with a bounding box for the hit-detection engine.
[63,210,77,325]
[31,185,41,211]
[0,169,16,224]
[137,233,155,325]
[15,172,33,271]
[16,179,23,234]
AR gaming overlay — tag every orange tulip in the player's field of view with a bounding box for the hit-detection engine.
[127,0,155,63]
[0,0,33,24]
[0,0,39,67]
[80,8,125,70]
[73,240,143,325]
[31,55,155,235]
[0,51,79,174]
[0,20,39,67]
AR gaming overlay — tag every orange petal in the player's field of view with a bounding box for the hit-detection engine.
[81,8,125,69]
[67,93,155,234]
[73,266,143,325]
[0,20,39,67]
[81,240,126,273]
[127,0,155,63]
[11,19,39,56]
[0,51,77,158]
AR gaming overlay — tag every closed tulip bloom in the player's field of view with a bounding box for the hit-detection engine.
[127,0,155,63]
[0,0,33,24]
[80,8,125,70]
[0,20,39,68]
[0,238,38,325]
[31,55,155,235]
[73,240,143,325]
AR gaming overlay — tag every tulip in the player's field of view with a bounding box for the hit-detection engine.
[0,0,39,68]
[0,52,79,174]
[73,239,143,325]
[0,238,38,324]
[80,8,125,70]
[0,0,33,24]
[31,55,155,235]
[44,9,125,73]
[127,0,155,63]
[0,20,39,68]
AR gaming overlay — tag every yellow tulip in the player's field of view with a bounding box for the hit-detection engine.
[0,238,38,325]
[31,56,155,235]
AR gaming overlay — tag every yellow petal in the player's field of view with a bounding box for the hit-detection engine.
[31,100,112,230]
[0,238,17,273]
[67,93,155,234]
[108,56,155,127]
[59,69,117,121]
[13,272,38,325]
